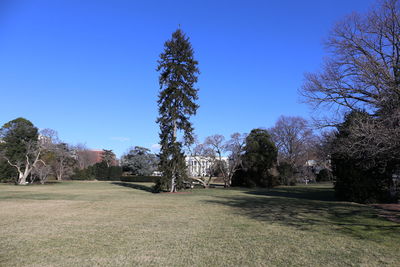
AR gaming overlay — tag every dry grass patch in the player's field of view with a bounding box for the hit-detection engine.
[0,181,399,266]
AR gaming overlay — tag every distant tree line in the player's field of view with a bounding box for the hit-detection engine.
[3,1,399,205]
[0,118,122,184]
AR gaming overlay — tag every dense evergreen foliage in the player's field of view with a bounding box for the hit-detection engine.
[0,118,39,163]
[0,118,39,183]
[332,111,398,203]
[231,129,278,188]
[316,168,333,182]
[121,146,159,176]
[277,162,296,186]
[71,161,123,180]
[156,29,199,192]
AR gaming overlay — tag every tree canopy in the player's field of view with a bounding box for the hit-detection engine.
[121,146,159,176]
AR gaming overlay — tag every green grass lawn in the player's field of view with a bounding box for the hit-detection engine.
[0,181,399,266]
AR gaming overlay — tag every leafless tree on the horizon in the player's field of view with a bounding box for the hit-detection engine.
[269,116,315,167]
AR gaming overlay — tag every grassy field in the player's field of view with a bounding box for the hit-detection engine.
[0,181,399,266]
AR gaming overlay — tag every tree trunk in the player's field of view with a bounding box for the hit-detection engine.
[170,120,177,192]
[56,168,63,181]
[170,175,176,192]
[17,168,31,185]
[17,172,26,185]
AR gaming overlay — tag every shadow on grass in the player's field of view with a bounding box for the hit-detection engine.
[111,182,155,193]
[204,186,400,241]
[247,186,336,201]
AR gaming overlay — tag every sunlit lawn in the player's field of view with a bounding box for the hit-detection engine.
[0,181,399,266]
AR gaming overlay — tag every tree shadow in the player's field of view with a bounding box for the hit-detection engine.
[204,186,400,241]
[111,182,155,193]
[246,186,336,201]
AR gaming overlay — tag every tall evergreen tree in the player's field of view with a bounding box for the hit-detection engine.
[156,29,199,192]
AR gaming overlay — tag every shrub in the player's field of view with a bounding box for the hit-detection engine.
[70,167,95,180]
[232,128,278,188]
[120,176,157,183]
[330,111,398,203]
[0,160,16,182]
[316,168,333,182]
[71,163,123,181]
[333,156,394,203]
[277,162,296,186]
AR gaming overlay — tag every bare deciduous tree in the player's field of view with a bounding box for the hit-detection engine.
[73,143,96,169]
[205,134,227,186]
[301,0,400,118]
[31,161,52,184]
[185,138,218,188]
[51,143,75,181]
[205,133,246,187]
[301,0,400,165]
[40,129,76,181]
[269,116,315,167]
[224,132,247,186]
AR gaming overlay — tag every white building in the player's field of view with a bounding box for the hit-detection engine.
[185,156,229,177]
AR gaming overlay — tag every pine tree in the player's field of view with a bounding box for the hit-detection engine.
[156,29,199,192]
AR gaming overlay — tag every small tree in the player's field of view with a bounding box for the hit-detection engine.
[277,162,296,186]
[185,140,215,188]
[203,133,246,188]
[316,168,333,182]
[40,129,76,181]
[225,133,246,184]
[204,134,227,184]
[101,149,116,167]
[156,28,200,192]
[51,143,76,181]
[31,161,52,184]
[73,143,97,169]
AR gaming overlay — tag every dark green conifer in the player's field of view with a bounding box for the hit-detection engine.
[156,29,199,192]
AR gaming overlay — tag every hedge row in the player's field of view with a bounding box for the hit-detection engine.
[120,176,157,183]
[71,174,157,183]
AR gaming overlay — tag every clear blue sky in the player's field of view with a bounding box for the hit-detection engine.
[0,0,375,157]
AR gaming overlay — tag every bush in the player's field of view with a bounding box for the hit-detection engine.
[316,168,333,182]
[231,169,278,188]
[231,169,251,187]
[277,162,296,186]
[232,128,278,188]
[330,111,398,203]
[71,162,123,181]
[70,167,95,180]
[120,176,157,183]
[0,160,16,183]
[333,157,395,203]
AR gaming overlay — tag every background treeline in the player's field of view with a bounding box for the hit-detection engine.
[70,162,122,180]
[1,1,399,204]
[0,118,123,184]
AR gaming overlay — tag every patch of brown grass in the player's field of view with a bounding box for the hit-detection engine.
[0,181,399,266]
